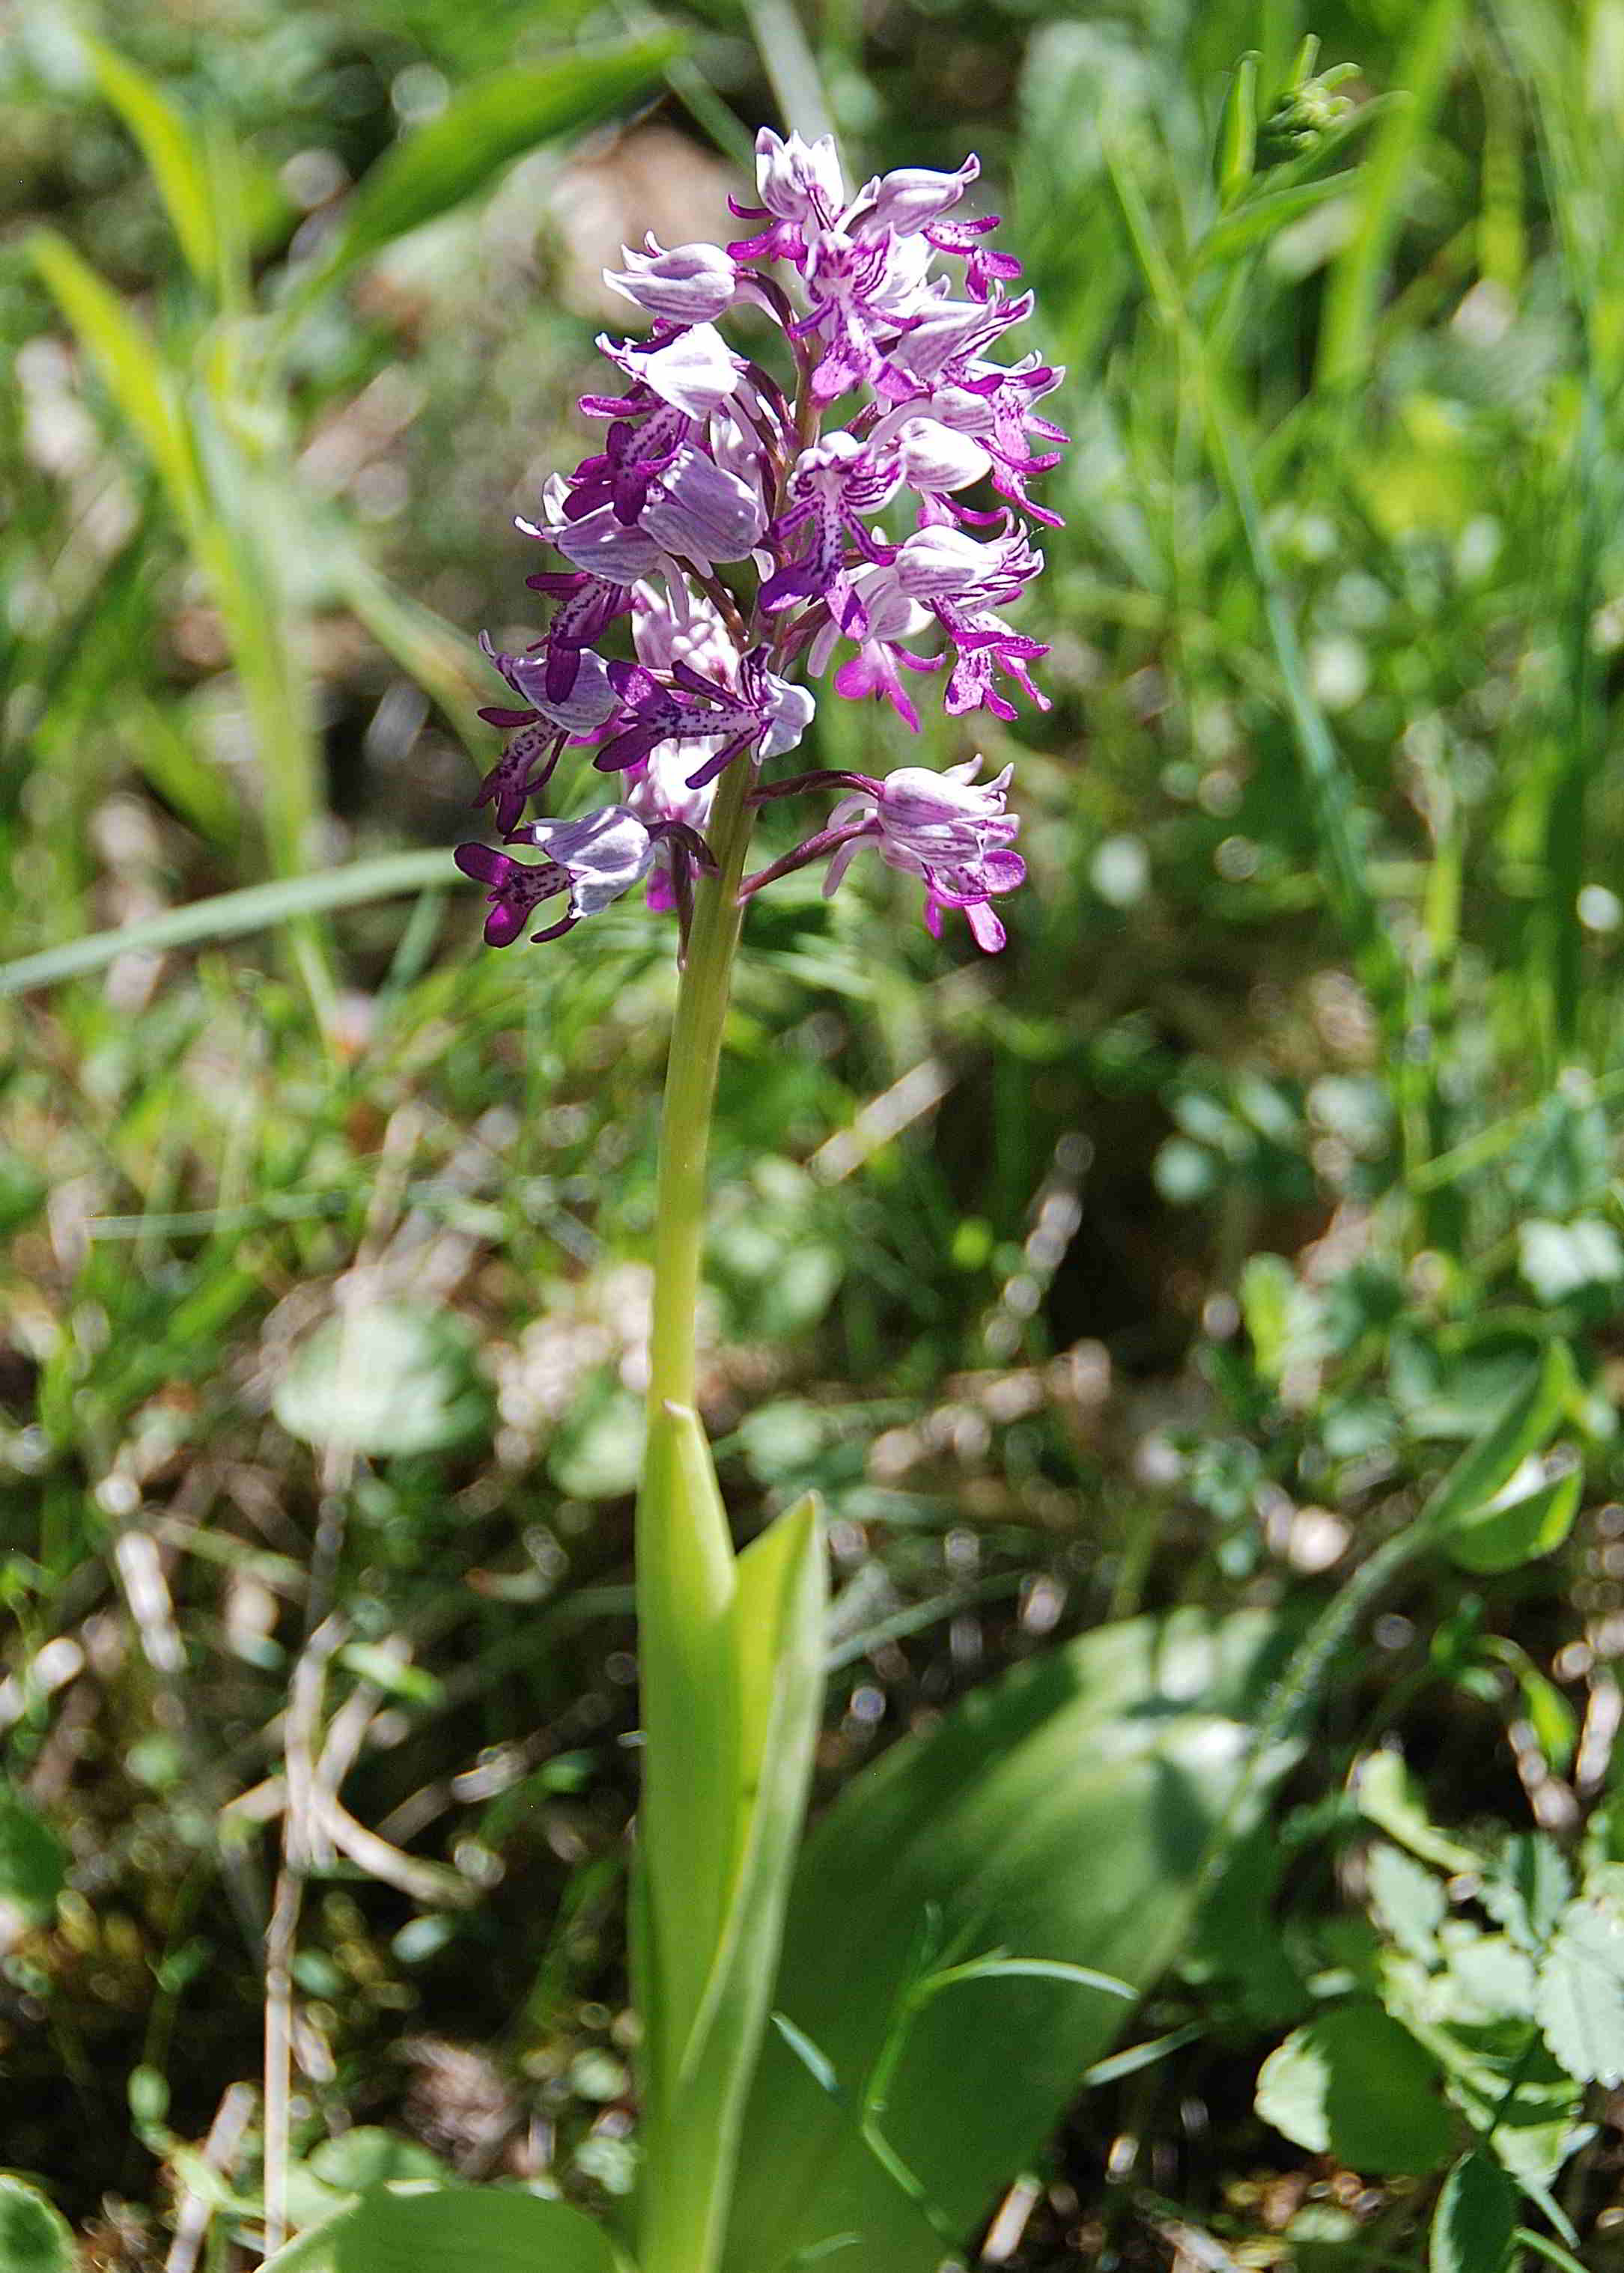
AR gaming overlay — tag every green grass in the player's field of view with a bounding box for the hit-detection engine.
[5,0,1624,2264]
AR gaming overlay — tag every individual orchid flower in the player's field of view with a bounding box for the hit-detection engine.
[606,237,740,323]
[727,127,846,262]
[760,433,901,612]
[596,651,815,788]
[744,757,1025,952]
[454,807,712,946]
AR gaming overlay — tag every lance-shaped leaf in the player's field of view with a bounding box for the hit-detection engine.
[725,1607,1293,2273]
[28,231,204,526]
[635,1400,740,2098]
[639,1491,827,2273]
[80,34,218,286]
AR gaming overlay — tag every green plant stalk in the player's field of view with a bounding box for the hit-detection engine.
[645,761,755,1415]
[634,754,757,2273]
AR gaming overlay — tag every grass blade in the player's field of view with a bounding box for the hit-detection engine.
[287,39,685,311]
[1316,0,1464,391]
[81,34,219,287]
[0,851,457,999]
[27,231,203,526]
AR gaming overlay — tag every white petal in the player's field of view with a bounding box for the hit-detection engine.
[600,323,745,417]
[526,807,656,918]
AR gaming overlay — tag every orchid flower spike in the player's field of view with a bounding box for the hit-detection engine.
[456,124,1062,958]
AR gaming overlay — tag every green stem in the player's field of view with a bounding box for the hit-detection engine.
[645,757,757,1414]
[633,758,758,2273]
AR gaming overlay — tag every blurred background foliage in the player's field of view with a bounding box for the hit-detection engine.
[7,0,1624,2262]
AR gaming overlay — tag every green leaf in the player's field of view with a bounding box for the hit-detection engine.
[1381,1939,1583,2192]
[549,1380,647,1502]
[1356,1751,1479,1874]
[1238,1251,1295,1384]
[640,1494,827,2273]
[633,1401,740,2102]
[1368,1843,1447,1962]
[1196,175,1356,269]
[1518,1218,1624,1303]
[1482,1836,1572,1956]
[1430,2150,1516,2273]
[1506,1090,1612,1215]
[1213,51,1259,207]
[0,850,456,998]
[0,1787,67,1925]
[1537,1891,1624,2086]
[1316,0,1465,390]
[306,2133,452,2196]
[0,2177,75,2273]
[1421,1341,1573,1541]
[334,2188,621,2273]
[27,231,203,525]
[726,1608,1294,2273]
[1446,1465,1582,1576]
[1256,2006,1456,2175]
[81,35,218,285]
[1492,1644,1578,1774]
[273,1303,492,1457]
[302,40,683,293]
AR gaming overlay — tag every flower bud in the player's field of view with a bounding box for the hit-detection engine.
[854,155,979,237]
[892,416,993,493]
[753,127,844,224]
[605,236,740,323]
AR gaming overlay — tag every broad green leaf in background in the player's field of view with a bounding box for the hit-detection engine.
[1445,1464,1581,1576]
[296,39,686,296]
[1368,1843,1447,1962]
[1421,1339,1574,1542]
[0,2177,75,2273]
[259,2186,624,2273]
[1381,1932,1583,2191]
[1430,2150,1516,2273]
[335,2188,622,2273]
[1256,2006,1456,2175]
[308,2132,451,2196]
[0,1786,67,1926]
[80,34,218,286]
[726,1608,1295,2273]
[1518,1217,1624,1303]
[273,1303,493,1458]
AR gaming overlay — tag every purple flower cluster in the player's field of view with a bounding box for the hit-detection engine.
[456,127,1064,953]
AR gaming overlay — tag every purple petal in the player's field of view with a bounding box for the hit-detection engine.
[454,843,517,886]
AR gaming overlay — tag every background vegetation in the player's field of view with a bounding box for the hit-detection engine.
[5,0,1624,2264]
